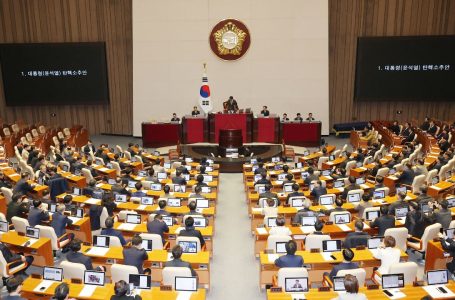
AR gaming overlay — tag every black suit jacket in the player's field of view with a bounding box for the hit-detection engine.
[371,215,395,236]
[123,247,148,273]
[344,232,370,248]
[66,251,94,270]
[179,227,205,246]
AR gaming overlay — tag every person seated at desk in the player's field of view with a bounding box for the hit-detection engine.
[373,236,401,275]
[121,168,134,182]
[195,174,208,188]
[287,184,304,202]
[85,160,99,179]
[260,106,270,116]
[430,199,452,230]
[144,168,158,183]
[294,113,303,122]
[179,217,205,247]
[110,280,142,300]
[282,173,296,185]
[389,121,400,135]
[0,171,12,189]
[172,169,187,185]
[370,205,395,236]
[281,113,290,122]
[398,163,415,185]
[0,241,34,277]
[171,113,180,122]
[440,232,455,276]
[94,146,109,165]
[152,158,165,173]
[439,136,450,152]
[13,173,35,196]
[331,274,367,300]
[224,96,239,113]
[322,198,346,216]
[403,128,416,144]
[303,168,318,186]
[131,182,146,198]
[259,184,278,203]
[400,122,412,138]
[28,199,50,227]
[187,201,203,216]
[147,214,169,244]
[341,176,360,200]
[83,140,96,156]
[354,195,372,221]
[101,217,126,246]
[269,216,292,236]
[155,199,169,215]
[388,191,409,215]
[262,198,278,217]
[4,276,25,300]
[372,175,385,190]
[405,201,428,239]
[51,204,74,241]
[82,179,98,197]
[123,235,150,274]
[111,177,131,196]
[66,239,106,271]
[70,155,84,174]
[255,173,271,186]
[344,220,370,248]
[327,248,359,281]
[274,240,303,268]
[310,180,327,199]
[306,112,315,122]
[292,198,316,224]
[165,245,197,276]
[189,185,205,199]
[6,194,29,223]
[331,168,347,181]
[198,165,207,175]
[191,106,201,116]
[426,120,437,134]
[160,185,172,200]
[254,162,266,175]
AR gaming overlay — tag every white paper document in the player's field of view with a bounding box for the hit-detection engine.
[422,285,455,299]
[33,280,54,292]
[136,205,147,210]
[99,167,110,172]
[323,205,334,210]
[118,223,137,230]
[274,180,283,185]
[256,227,268,235]
[268,254,279,262]
[85,198,101,205]
[337,224,351,232]
[383,289,406,299]
[176,291,194,300]
[321,252,335,261]
[78,285,97,298]
[363,222,370,229]
[290,293,306,300]
[299,226,315,234]
[87,247,109,256]
[68,217,81,224]
[96,183,104,188]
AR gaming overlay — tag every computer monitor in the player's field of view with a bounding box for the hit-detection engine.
[252,166,258,173]
[322,240,342,252]
[0,221,8,233]
[420,203,431,213]
[257,186,266,194]
[203,175,213,182]
[151,183,162,191]
[373,190,385,200]
[295,162,303,169]
[93,235,110,247]
[334,180,345,188]
[50,203,57,213]
[447,197,455,208]
[278,173,287,181]
[157,172,167,180]
[276,242,287,254]
[185,166,192,172]
[396,186,407,194]
[129,274,152,290]
[395,207,408,218]
[93,190,104,200]
[205,166,213,172]
[175,276,198,292]
[427,270,449,285]
[432,176,439,185]
[178,241,197,253]
[284,277,309,292]
[329,155,335,161]
[381,273,404,289]
[445,228,455,239]
[250,158,257,164]
[193,217,207,228]
[322,170,332,176]
[43,267,63,282]
[303,150,310,156]
[284,184,294,193]
[108,178,116,185]
[114,194,127,203]
[272,157,280,163]
[389,169,396,175]
[73,187,81,195]
[163,162,171,169]
[347,193,361,203]
[356,177,365,185]
[106,163,113,169]
[141,197,154,205]
[174,185,186,193]
[185,157,193,163]
[201,186,211,193]
[196,199,209,208]
[301,216,317,226]
[141,239,153,251]
[84,270,105,286]
[138,170,147,177]
[291,197,305,208]
[162,216,174,226]
[183,174,190,181]
[334,213,350,224]
[333,276,346,291]
[167,198,181,207]
[301,172,309,179]
[128,181,137,188]
[126,214,141,224]
[368,237,383,249]
[75,208,84,218]
[254,174,262,182]
[61,165,69,172]
[267,217,277,227]
[26,226,39,239]
[319,195,334,205]
[366,210,380,221]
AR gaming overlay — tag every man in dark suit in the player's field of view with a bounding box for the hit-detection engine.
[292,198,316,224]
[323,199,346,216]
[341,176,360,200]
[165,245,197,276]
[70,156,84,174]
[344,220,370,248]
[254,162,266,175]
[310,180,327,199]
[303,168,318,186]
[172,169,187,185]
[32,155,45,172]
[224,96,238,112]
[13,173,34,196]
[255,172,271,186]
[259,184,278,203]
[85,160,99,178]
[83,140,96,156]
[131,182,146,198]
[0,242,34,275]
[123,235,149,274]
[260,106,270,116]
[51,204,73,238]
[0,171,12,189]
[294,113,303,122]
[287,184,304,203]
[328,248,359,281]
[179,217,205,247]
[371,205,395,236]
[83,179,98,197]
[433,156,445,172]
[27,199,49,227]
[355,148,365,163]
[154,199,169,215]
[389,121,400,135]
[427,120,437,134]
[111,177,131,196]
[420,117,430,131]
[274,240,304,268]
[6,194,28,223]
[388,191,410,215]
[67,239,105,271]
[89,204,104,232]
[398,163,415,185]
[431,200,452,230]
[401,122,411,138]
[101,217,127,246]
[281,113,290,122]
[146,214,169,244]
[415,185,433,206]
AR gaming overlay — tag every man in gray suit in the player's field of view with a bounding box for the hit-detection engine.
[122,235,149,274]
[165,245,197,276]
[431,199,452,229]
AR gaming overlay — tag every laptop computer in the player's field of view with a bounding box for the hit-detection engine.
[175,276,198,292]
[141,239,153,251]
[301,216,317,226]
[114,194,127,203]
[193,217,207,228]
[167,198,181,207]
[333,276,345,291]
[93,235,110,247]
[267,217,277,227]
[395,207,408,219]
[128,180,137,188]
[396,186,407,194]
[203,175,213,182]
[26,226,40,239]
[151,183,162,191]
[84,270,105,286]
[322,240,342,252]
[129,274,152,290]
[356,177,365,185]
[162,216,173,226]
[201,186,211,193]
[373,190,385,199]
[284,277,309,293]
[43,267,63,282]
[427,269,449,286]
[322,170,332,176]
[283,184,294,193]
[382,273,404,289]
[174,185,186,193]
[319,195,334,205]
[291,197,305,208]
[347,193,361,203]
[368,236,384,249]
[334,213,350,224]
[0,221,8,233]
[278,173,287,181]
[366,210,380,221]
[275,242,287,254]
[444,228,455,239]
[157,172,167,180]
[126,214,141,224]
[334,180,345,188]
[196,199,209,208]
[141,197,154,205]
[178,241,197,253]
[446,197,455,208]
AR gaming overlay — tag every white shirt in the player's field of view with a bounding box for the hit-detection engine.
[269,226,292,236]
[331,293,367,300]
[373,247,401,274]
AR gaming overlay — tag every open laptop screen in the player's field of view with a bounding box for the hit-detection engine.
[84,270,105,286]
[178,241,197,253]
[366,210,380,221]
[368,236,383,249]
[333,276,345,291]
[93,235,110,247]
[334,213,350,224]
[26,226,39,239]
[284,277,308,292]
[175,276,198,292]
[43,267,63,281]
[129,274,152,290]
[322,240,342,252]
[382,273,404,289]
[427,270,449,285]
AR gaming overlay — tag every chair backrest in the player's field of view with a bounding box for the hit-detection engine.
[376,167,390,178]
[108,235,122,247]
[329,211,351,223]
[411,174,426,194]
[1,187,13,204]
[266,235,292,252]
[337,268,366,287]
[277,267,309,289]
[439,165,450,181]
[139,233,164,250]
[317,157,329,169]
[25,132,33,142]
[25,166,35,180]
[35,225,58,250]
[304,234,331,251]
[59,161,71,171]
[345,161,357,175]
[124,151,132,160]
[38,125,46,134]
[3,127,11,137]
[63,128,71,136]
[176,236,201,253]
[388,262,418,284]
[95,157,105,166]
[363,155,373,166]
[0,213,5,222]
[426,169,438,184]
[162,267,192,288]
[81,168,94,183]
[362,207,380,220]
[100,207,109,229]
[61,261,86,280]
[111,264,138,283]
[134,155,143,163]
[57,131,65,140]
[375,187,390,196]
[384,227,408,252]
[110,161,121,176]
[11,217,29,234]
[420,223,441,251]
[116,145,123,154]
[31,128,39,137]
[449,220,455,229]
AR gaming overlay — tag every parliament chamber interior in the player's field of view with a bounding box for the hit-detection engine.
[1,0,455,300]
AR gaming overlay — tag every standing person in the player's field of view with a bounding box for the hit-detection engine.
[224,96,239,113]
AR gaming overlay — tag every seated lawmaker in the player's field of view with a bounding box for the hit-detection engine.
[259,184,279,205]
[293,198,316,224]
[388,191,409,215]
[323,198,346,216]
[328,248,359,281]
[354,194,372,219]
[28,199,50,227]
[101,217,127,246]
[398,163,415,185]
[370,205,395,236]
[51,204,74,239]
[260,106,270,116]
[146,214,169,244]
[4,276,25,300]
[154,199,169,215]
[0,242,34,275]
[269,216,292,236]
[294,113,303,122]
[110,280,142,300]
[306,112,315,121]
[172,169,187,185]
[262,198,278,217]
[287,183,304,202]
[195,175,208,188]
[341,176,360,200]
[6,194,29,223]
[191,106,201,116]
[310,180,327,199]
[274,240,303,268]
[344,220,370,248]
[171,113,180,122]
[179,217,205,247]
[281,113,290,122]
[123,235,149,274]
[440,233,455,276]
[165,245,197,277]
[66,239,105,271]
[255,172,271,186]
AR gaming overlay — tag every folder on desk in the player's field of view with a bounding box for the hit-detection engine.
[78,285,97,298]
[33,280,54,293]
[87,247,109,256]
[85,198,101,205]
[423,285,455,299]
[337,224,351,232]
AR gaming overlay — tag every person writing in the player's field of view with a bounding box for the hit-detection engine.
[260,106,270,116]
[191,106,201,116]
[224,96,238,113]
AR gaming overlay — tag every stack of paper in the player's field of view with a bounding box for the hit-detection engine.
[321,252,335,261]
[363,222,370,229]
[33,280,54,292]
[68,217,81,224]
[87,247,109,256]
[256,228,268,235]
[118,223,137,230]
[137,205,146,210]
[337,224,351,232]
[78,285,97,298]
[422,285,455,298]
[290,293,306,299]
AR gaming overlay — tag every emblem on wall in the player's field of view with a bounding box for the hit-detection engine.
[209,19,251,60]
